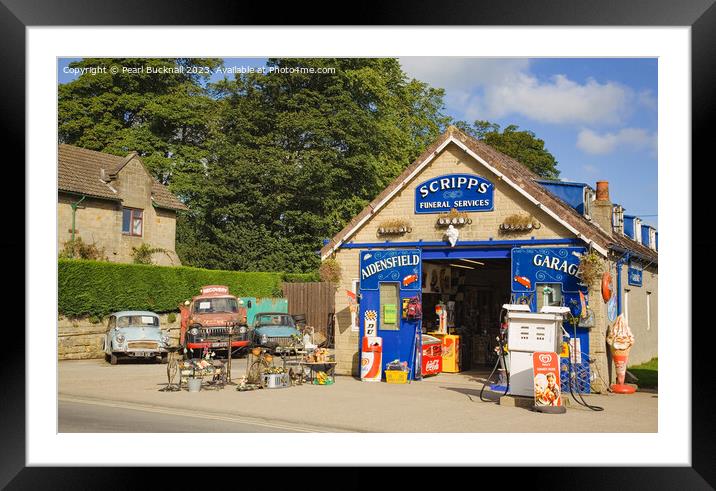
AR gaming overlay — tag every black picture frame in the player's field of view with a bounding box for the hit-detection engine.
[5,0,710,487]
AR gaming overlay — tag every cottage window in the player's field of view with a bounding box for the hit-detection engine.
[122,208,143,237]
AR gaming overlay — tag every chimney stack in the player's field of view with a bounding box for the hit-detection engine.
[592,180,613,234]
[596,181,610,201]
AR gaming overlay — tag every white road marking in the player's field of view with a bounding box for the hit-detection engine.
[59,395,347,433]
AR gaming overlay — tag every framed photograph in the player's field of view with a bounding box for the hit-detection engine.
[8,0,707,485]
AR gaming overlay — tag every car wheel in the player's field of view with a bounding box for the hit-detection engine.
[110,354,119,365]
[104,353,111,363]
[159,354,168,364]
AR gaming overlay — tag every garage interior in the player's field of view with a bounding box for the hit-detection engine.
[421,258,511,374]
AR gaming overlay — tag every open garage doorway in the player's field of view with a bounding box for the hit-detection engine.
[421,258,511,379]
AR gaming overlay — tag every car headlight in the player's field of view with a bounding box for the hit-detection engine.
[116,334,125,343]
[239,326,247,334]
[190,328,199,336]
[161,333,170,344]
[260,334,268,344]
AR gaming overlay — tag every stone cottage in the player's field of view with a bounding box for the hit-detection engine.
[58,144,188,265]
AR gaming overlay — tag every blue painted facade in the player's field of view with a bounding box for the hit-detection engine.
[536,180,590,215]
[511,246,591,392]
[359,249,422,380]
[623,215,637,239]
[641,224,651,248]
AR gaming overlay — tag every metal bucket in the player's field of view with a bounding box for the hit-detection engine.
[263,373,287,389]
[187,377,202,392]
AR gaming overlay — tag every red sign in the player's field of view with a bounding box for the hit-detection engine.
[532,352,563,407]
[421,343,442,376]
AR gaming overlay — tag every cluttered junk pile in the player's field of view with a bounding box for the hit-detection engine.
[161,329,336,393]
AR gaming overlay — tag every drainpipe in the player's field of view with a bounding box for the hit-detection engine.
[614,252,631,315]
[70,195,86,242]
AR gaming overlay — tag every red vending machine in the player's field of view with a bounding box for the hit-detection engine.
[421,334,442,376]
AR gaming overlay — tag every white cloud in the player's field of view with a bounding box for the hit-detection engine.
[484,74,632,125]
[400,58,641,126]
[576,128,657,155]
[637,89,657,110]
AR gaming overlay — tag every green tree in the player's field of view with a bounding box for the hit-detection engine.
[58,57,451,273]
[58,58,223,186]
[454,120,560,179]
[178,58,450,272]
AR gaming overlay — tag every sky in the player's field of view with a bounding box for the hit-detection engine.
[58,57,658,227]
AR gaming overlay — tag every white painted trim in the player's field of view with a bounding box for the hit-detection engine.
[322,135,608,260]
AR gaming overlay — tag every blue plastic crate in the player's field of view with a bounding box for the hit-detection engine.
[560,357,591,393]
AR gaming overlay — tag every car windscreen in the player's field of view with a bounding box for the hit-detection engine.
[117,315,159,327]
[193,297,238,314]
[255,314,295,327]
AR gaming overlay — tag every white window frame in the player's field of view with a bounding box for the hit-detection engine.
[583,187,594,219]
[612,205,624,235]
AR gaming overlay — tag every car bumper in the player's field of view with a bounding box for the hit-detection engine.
[125,349,166,357]
[187,340,250,350]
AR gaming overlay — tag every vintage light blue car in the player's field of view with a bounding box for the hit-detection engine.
[103,311,170,365]
[251,312,302,352]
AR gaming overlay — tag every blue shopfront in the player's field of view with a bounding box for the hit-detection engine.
[356,240,592,389]
[352,172,592,389]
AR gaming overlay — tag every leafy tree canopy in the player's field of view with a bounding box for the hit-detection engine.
[454,120,560,179]
[59,58,561,273]
[58,58,223,185]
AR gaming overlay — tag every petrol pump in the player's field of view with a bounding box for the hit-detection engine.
[503,304,569,397]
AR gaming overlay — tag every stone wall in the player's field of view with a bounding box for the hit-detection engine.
[58,155,181,267]
[58,313,182,360]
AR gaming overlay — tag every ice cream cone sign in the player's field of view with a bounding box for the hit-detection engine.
[607,314,637,394]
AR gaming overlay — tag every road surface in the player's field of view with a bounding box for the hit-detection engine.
[59,397,332,433]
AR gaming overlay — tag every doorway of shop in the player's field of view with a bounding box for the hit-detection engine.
[420,258,511,384]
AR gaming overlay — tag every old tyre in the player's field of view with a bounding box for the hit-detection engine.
[110,354,119,365]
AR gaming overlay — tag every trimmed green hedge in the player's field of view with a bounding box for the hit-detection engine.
[282,272,321,283]
[59,259,290,317]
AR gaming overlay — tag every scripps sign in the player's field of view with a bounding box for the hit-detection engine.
[414,173,494,214]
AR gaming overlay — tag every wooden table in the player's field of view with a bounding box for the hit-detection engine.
[303,361,337,385]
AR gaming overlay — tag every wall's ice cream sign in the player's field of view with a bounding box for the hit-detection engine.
[414,173,494,213]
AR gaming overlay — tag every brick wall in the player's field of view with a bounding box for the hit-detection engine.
[58,156,181,266]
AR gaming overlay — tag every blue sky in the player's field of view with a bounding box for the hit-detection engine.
[58,57,657,227]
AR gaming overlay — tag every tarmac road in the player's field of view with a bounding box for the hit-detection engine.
[58,359,657,433]
[58,397,336,433]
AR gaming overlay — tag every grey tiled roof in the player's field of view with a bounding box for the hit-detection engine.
[58,144,188,211]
